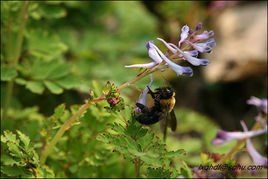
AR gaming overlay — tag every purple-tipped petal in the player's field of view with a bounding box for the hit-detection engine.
[194,30,214,41]
[179,25,190,47]
[190,42,212,53]
[147,41,163,63]
[241,121,268,167]
[183,50,199,57]
[212,127,267,145]
[125,62,157,69]
[150,43,193,76]
[247,96,268,114]
[182,52,209,66]
[206,38,216,48]
[156,38,177,54]
[188,38,216,53]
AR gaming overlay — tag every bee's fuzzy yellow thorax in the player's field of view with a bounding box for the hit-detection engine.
[160,92,176,112]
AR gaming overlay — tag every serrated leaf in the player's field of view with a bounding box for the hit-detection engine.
[1,131,17,144]
[25,81,45,94]
[26,29,68,61]
[1,66,17,81]
[53,103,66,119]
[46,63,69,80]
[44,81,63,94]
[17,131,30,149]
[0,166,32,177]
[6,142,22,158]
[0,154,20,166]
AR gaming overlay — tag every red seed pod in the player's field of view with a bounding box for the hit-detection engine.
[107,97,120,106]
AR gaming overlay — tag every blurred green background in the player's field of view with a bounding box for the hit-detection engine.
[1,1,267,178]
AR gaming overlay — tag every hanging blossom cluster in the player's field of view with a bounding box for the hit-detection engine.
[125,23,216,77]
[212,96,268,167]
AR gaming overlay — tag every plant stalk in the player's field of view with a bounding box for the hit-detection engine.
[2,1,29,120]
[134,158,140,178]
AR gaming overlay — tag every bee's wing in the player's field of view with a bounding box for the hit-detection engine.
[159,112,168,133]
[168,109,177,132]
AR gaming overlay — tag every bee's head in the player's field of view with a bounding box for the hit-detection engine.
[155,87,175,99]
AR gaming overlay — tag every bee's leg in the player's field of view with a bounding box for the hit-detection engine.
[147,86,156,99]
[136,103,149,113]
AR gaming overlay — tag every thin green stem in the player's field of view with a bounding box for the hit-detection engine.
[2,1,29,121]
[40,65,159,164]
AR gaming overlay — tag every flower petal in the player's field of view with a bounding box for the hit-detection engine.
[135,75,154,112]
[125,62,157,68]
[212,127,267,145]
[146,41,163,63]
[183,50,199,57]
[179,25,190,47]
[247,96,268,114]
[168,43,208,66]
[193,30,214,41]
[182,52,209,66]
[156,38,177,54]
[241,121,268,167]
[150,43,193,76]
[195,22,203,31]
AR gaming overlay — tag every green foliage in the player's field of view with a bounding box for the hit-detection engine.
[97,114,188,177]
[1,130,54,178]
[1,65,18,81]
[1,1,248,178]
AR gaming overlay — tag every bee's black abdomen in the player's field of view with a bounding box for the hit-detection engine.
[134,113,161,125]
[134,105,163,125]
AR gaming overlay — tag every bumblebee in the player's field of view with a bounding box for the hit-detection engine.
[134,86,177,131]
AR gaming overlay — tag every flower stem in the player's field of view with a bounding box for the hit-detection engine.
[2,1,29,120]
[134,158,141,178]
[40,65,159,164]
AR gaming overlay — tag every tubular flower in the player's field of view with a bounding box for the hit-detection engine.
[212,127,267,145]
[151,42,193,76]
[241,121,268,167]
[125,41,162,69]
[247,96,268,114]
[135,75,153,113]
[178,25,190,47]
[193,30,214,41]
[187,38,216,53]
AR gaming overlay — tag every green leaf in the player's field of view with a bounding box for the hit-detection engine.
[44,81,63,94]
[54,103,66,119]
[17,130,30,149]
[46,63,69,80]
[26,29,68,61]
[14,78,27,85]
[1,166,32,177]
[55,75,80,89]
[166,149,186,158]
[1,66,17,81]
[25,81,45,94]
